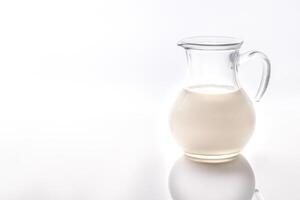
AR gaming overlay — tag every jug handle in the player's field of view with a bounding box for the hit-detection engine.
[238,51,271,102]
[253,189,265,200]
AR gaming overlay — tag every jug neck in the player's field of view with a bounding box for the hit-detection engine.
[184,49,240,89]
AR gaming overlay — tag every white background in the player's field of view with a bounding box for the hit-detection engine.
[0,0,299,199]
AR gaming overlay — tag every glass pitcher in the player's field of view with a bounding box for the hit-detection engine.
[169,36,271,163]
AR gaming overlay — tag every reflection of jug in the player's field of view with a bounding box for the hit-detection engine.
[170,36,271,163]
[169,155,264,200]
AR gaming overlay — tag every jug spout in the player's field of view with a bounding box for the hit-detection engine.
[177,36,243,50]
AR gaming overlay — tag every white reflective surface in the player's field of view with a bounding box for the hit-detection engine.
[169,155,255,200]
[0,85,298,200]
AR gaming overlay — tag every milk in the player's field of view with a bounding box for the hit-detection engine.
[170,85,255,162]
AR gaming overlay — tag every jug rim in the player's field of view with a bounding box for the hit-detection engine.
[178,36,243,50]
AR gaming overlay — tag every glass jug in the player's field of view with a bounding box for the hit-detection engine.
[169,36,271,163]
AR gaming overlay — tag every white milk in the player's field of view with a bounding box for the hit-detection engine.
[170,85,255,162]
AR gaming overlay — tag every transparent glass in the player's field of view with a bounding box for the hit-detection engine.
[169,36,271,163]
[169,155,264,200]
